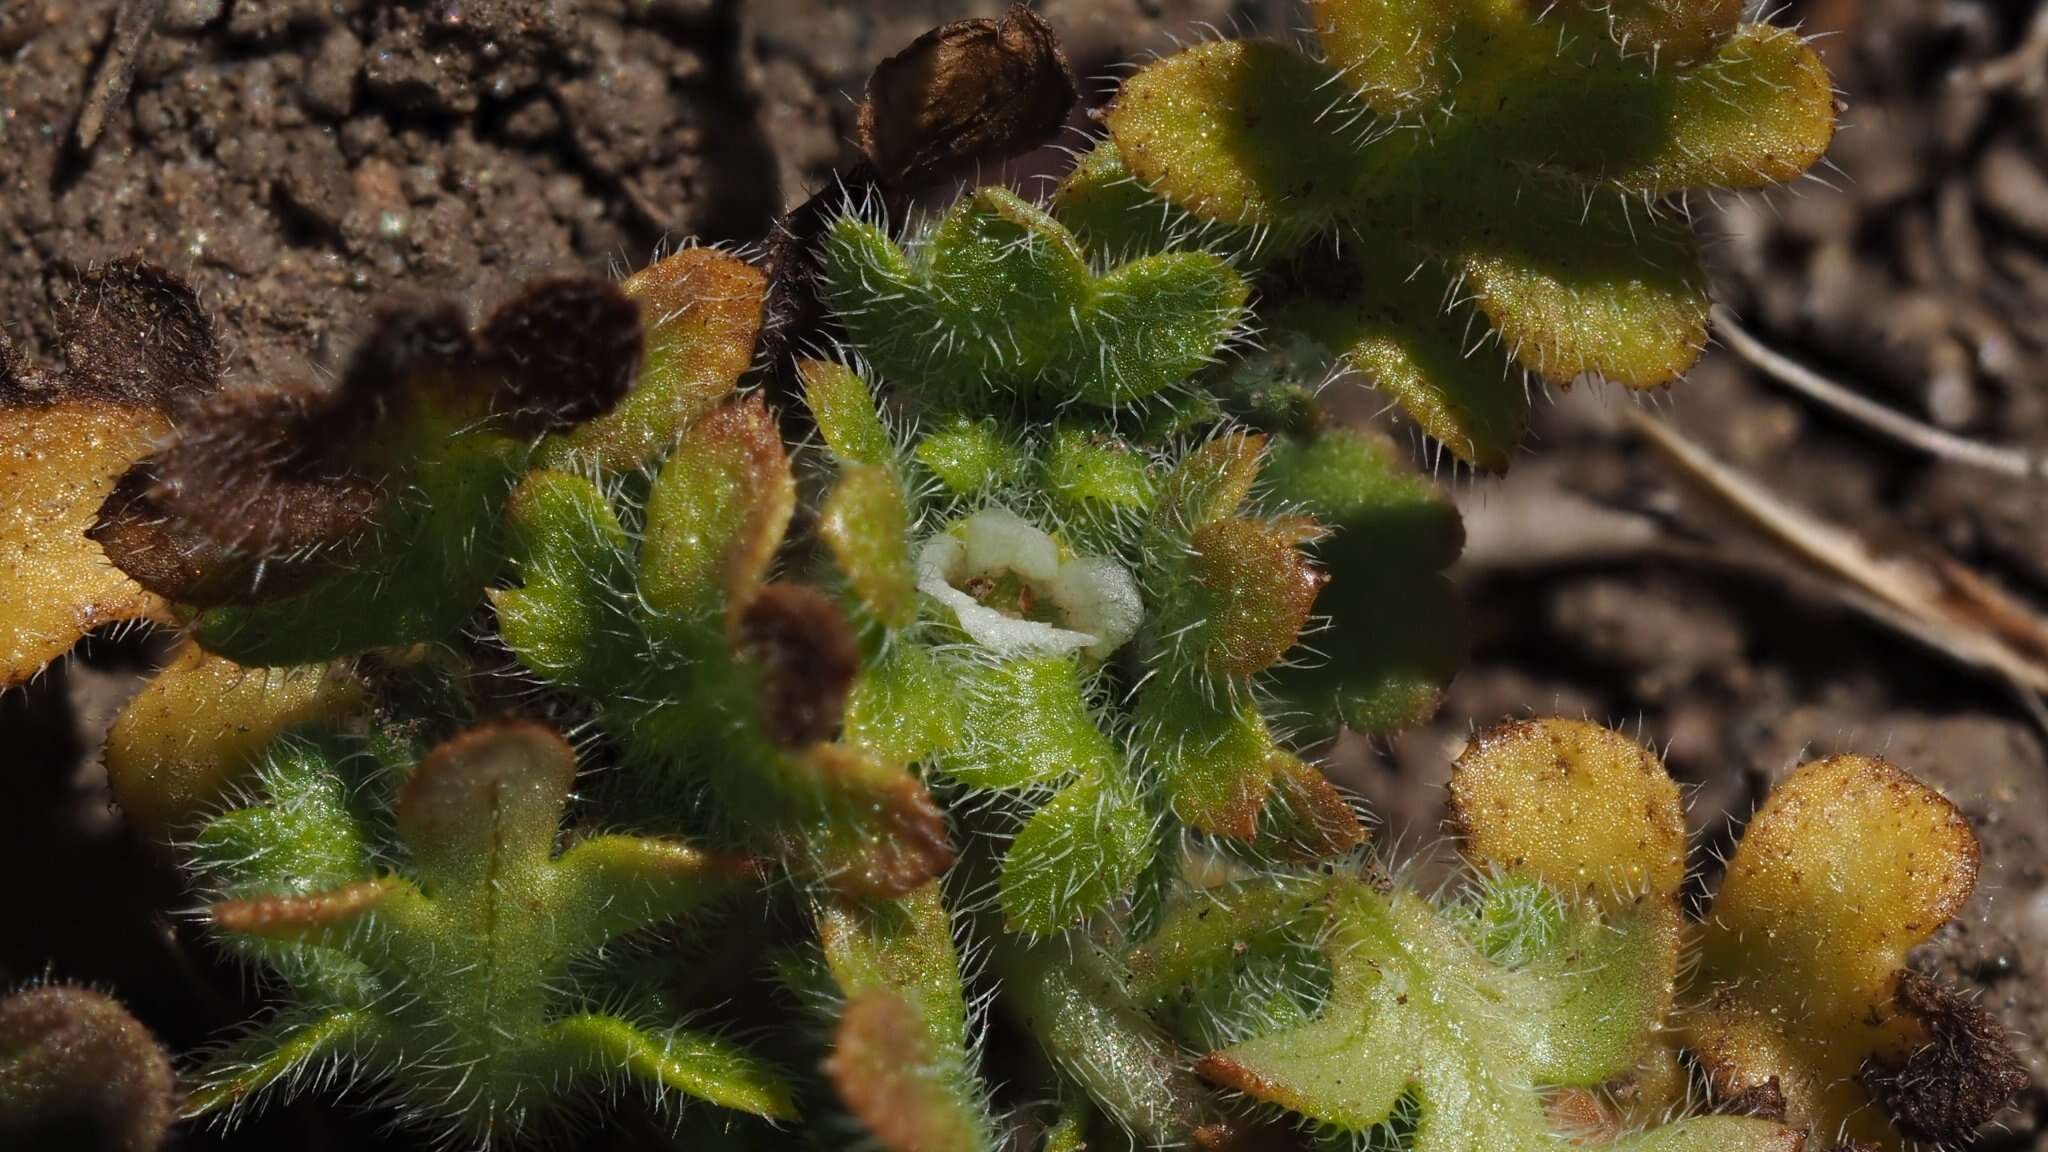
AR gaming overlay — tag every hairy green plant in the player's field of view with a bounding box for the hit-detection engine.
[1060,0,1837,468]
[800,189,1463,938]
[0,9,2025,1152]
[184,720,794,1142]
[490,398,954,898]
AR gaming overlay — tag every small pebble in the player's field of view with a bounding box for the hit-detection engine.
[161,0,224,32]
[302,29,364,120]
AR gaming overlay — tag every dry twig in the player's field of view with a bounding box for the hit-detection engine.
[1712,306,2048,480]
[75,0,164,152]
[1621,405,2048,733]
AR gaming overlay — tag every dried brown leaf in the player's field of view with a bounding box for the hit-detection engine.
[737,583,860,749]
[54,258,220,409]
[1860,971,2030,1145]
[858,4,1076,189]
[477,276,642,435]
[824,990,980,1152]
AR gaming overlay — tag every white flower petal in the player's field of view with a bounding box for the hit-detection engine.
[915,507,1141,659]
[1049,556,1143,659]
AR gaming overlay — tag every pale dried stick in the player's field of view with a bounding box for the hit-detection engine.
[1712,305,2047,481]
[1622,405,2048,733]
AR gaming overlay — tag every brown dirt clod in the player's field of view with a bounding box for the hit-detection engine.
[1861,969,2031,1145]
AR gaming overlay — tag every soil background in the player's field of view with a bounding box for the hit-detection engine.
[2,1,2044,1149]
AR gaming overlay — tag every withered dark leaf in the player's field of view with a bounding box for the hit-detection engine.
[737,583,860,749]
[858,4,1077,189]
[88,465,280,606]
[759,176,872,379]
[130,385,388,561]
[91,299,477,602]
[1861,970,2031,1145]
[331,297,474,429]
[478,276,642,434]
[55,259,220,410]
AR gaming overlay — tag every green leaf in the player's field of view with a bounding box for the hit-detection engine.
[845,644,963,767]
[946,657,1110,791]
[1455,175,1710,388]
[1052,139,1190,259]
[194,722,791,1138]
[1310,0,1460,114]
[823,188,1248,409]
[640,397,793,623]
[1000,767,1153,935]
[821,464,918,630]
[1262,427,1466,732]
[1136,682,1283,841]
[491,469,635,693]
[1282,269,1530,471]
[914,415,1033,496]
[1189,877,1798,1152]
[815,887,994,1152]
[1106,39,1373,245]
[1547,0,1742,68]
[1002,933,1208,1144]
[1611,23,1835,192]
[192,431,526,665]
[1506,23,1834,193]
[1148,430,1264,538]
[184,1009,371,1120]
[800,359,893,468]
[1045,426,1154,522]
[538,248,766,472]
[545,1014,797,1122]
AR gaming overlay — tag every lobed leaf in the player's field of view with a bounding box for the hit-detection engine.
[1691,754,1990,1147]
[490,468,637,692]
[1106,39,1371,245]
[1281,269,1529,471]
[1191,876,1794,1152]
[1522,23,1834,191]
[1,401,171,684]
[822,188,1248,410]
[1455,177,1709,389]
[194,720,794,1138]
[104,643,362,834]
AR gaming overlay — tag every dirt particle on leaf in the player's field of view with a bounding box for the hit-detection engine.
[1862,969,2031,1144]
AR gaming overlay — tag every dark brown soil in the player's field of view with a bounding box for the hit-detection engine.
[2,1,2043,1150]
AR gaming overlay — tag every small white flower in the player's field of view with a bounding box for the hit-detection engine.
[916,507,1141,659]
